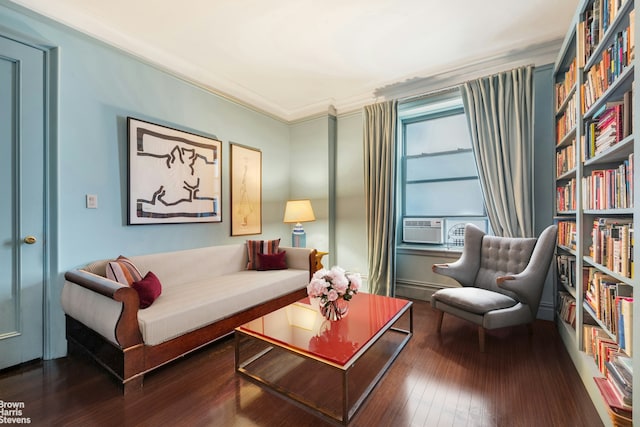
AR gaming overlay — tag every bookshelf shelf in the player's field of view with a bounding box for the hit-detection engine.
[557,168,578,181]
[558,126,577,147]
[557,84,578,115]
[556,210,578,216]
[583,209,635,215]
[583,303,618,342]
[583,135,634,166]
[554,0,637,425]
[584,65,635,118]
[583,256,635,285]
[558,245,578,255]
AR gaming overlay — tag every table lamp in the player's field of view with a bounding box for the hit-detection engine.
[283,199,315,247]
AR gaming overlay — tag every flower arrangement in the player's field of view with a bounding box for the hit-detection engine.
[307,266,362,320]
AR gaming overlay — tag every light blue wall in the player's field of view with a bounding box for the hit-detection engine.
[335,112,368,280]
[532,64,556,319]
[0,2,294,358]
[289,116,331,257]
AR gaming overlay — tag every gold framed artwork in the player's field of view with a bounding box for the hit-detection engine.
[127,117,222,225]
[230,143,262,236]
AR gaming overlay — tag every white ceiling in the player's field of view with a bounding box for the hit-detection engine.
[8,0,578,121]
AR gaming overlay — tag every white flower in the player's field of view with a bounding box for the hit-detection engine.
[307,265,359,306]
[347,273,362,292]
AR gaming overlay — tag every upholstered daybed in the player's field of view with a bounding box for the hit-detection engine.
[61,242,317,393]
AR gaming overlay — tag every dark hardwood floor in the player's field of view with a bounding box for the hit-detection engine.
[1,300,602,426]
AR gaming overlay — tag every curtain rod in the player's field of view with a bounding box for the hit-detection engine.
[398,84,461,104]
[397,63,535,105]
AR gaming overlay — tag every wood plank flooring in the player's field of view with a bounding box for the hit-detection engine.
[0,300,602,426]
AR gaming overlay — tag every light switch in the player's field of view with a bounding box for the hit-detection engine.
[86,194,98,209]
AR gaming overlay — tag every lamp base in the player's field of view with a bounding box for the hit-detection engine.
[292,233,306,248]
[292,223,306,248]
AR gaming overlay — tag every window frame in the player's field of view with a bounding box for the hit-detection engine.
[397,92,488,246]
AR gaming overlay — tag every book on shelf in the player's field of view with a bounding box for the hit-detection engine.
[555,57,577,110]
[583,267,632,342]
[557,255,577,289]
[556,179,576,212]
[594,377,632,413]
[589,218,633,276]
[612,352,633,383]
[596,329,619,374]
[578,20,586,68]
[606,360,633,406]
[630,9,635,61]
[557,220,577,249]
[556,139,576,177]
[622,87,633,138]
[620,297,633,356]
[556,94,576,144]
[557,291,576,328]
[614,296,633,355]
[582,96,632,157]
[581,22,633,112]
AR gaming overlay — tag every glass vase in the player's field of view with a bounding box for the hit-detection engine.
[320,299,349,321]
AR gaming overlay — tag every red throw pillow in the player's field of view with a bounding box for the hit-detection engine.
[246,239,281,270]
[257,251,288,271]
[131,271,162,309]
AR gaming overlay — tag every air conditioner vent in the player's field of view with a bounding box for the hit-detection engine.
[402,218,443,244]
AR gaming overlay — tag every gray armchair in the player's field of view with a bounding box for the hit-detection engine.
[431,223,557,352]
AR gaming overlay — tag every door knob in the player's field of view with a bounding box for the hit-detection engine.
[23,236,37,244]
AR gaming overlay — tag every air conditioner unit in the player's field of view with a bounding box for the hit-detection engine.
[402,218,443,244]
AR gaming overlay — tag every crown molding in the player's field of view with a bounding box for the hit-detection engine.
[372,38,563,102]
[320,38,563,119]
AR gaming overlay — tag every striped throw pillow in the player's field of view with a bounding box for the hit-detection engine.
[106,255,143,286]
[246,239,280,270]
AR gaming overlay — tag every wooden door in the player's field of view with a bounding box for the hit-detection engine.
[0,35,45,369]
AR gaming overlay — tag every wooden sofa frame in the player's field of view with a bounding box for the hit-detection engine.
[64,249,317,394]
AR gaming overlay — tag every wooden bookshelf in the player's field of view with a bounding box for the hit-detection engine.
[553,1,638,425]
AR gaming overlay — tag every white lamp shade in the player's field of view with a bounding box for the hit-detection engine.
[283,200,316,223]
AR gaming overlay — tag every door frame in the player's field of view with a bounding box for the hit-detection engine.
[1,29,57,360]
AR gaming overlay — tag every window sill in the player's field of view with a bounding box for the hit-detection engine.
[396,244,463,256]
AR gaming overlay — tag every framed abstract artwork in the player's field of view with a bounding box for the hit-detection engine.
[230,143,262,236]
[127,117,222,224]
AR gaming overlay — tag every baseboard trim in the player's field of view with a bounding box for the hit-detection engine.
[395,279,447,302]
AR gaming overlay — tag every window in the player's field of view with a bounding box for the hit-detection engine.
[399,92,488,244]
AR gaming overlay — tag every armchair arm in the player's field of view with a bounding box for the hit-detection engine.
[431,224,485,286]
[496,224,558,314]
[62,270,143,348]
[496,273,537,306]
[432,263,449,273]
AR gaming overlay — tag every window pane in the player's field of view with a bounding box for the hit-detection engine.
[405,179,485,216]
[405,113,471,155]
[406,150,476,181]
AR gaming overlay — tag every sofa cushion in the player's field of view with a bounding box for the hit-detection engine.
[132,271,163,309]
[257,251,288,271]
[432,287,517,315]
[128,244,247,286]
[106,256,143,286]
[246,239,280,270]
[136,268,307,345]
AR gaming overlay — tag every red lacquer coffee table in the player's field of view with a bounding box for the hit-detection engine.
[234,293,413,425]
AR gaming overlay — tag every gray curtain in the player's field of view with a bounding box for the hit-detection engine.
[461,66,534,238]
[363,100,397,296]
